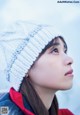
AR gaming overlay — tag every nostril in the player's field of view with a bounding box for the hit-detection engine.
[67,57,73,65]
[64,56,73,66]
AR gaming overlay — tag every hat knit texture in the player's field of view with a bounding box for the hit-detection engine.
[1,21,61,91]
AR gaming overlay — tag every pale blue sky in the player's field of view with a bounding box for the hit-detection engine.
[0,0,80,114]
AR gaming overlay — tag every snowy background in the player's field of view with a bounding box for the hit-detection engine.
[0,0,80,114]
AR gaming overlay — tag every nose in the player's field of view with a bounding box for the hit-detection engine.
[64,55,73,66]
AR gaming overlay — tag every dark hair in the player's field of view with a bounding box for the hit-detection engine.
[19,36,67,115]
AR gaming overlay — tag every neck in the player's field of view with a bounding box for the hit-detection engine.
[32,83,56,110]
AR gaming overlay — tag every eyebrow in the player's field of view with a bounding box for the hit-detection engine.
[50,42,60,50]
[52,42,60,46]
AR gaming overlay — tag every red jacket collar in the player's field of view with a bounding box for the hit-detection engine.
[9,87,34,115]
[9,87,74,115]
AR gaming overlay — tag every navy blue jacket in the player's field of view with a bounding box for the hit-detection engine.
[0,91,34,115]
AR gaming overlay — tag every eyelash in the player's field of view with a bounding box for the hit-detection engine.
[64,50,67,54]
[51,48,67,54]
[51,48,59,54]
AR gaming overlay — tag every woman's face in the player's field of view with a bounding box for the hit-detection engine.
[28,38,73,91]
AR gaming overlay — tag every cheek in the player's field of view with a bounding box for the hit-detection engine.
[29,57,63,87]
[41,58,63,79]
[43,65,62,86]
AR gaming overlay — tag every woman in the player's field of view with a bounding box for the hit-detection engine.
[0,21,74,115]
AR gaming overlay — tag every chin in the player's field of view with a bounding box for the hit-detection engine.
[62,84,73,90]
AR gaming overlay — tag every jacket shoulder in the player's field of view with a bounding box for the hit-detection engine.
[58,109,74,115]
[0,93,24,115]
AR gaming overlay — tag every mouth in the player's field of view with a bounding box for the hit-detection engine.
[65,69,73,77]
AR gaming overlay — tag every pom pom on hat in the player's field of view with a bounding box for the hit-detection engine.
[1,21,61,91]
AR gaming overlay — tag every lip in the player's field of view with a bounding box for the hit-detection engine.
[65,69,73,77]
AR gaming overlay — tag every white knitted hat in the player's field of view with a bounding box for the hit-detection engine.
[1,21,61,91]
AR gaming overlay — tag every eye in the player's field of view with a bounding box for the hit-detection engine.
[51,48,59,54]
